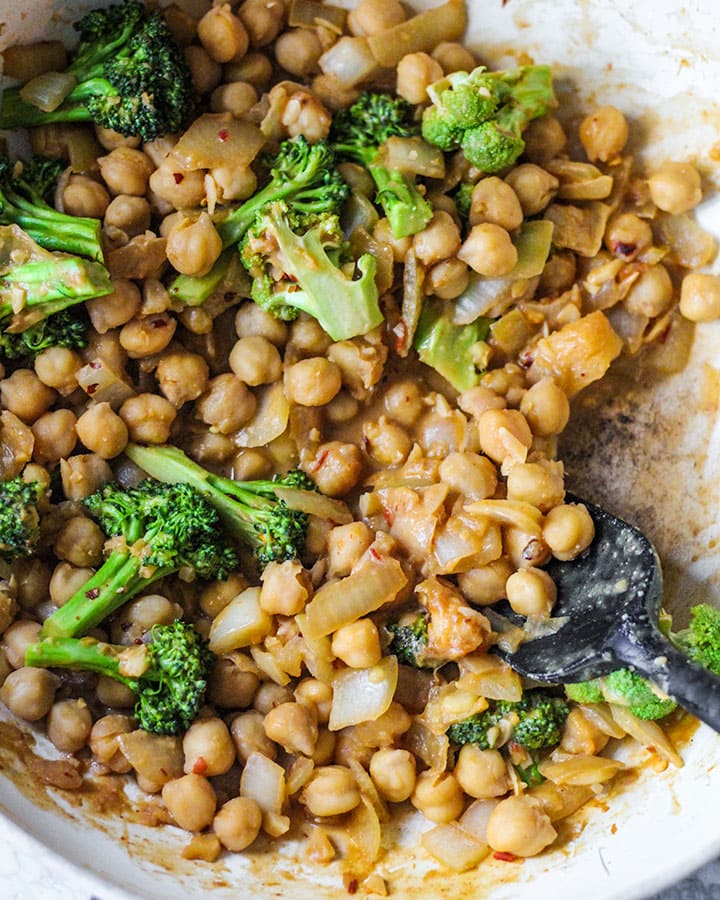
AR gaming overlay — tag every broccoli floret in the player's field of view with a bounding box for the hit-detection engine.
[0,225,112,335]
[125,443,318,569]
[241,204,382,342]
[0,477,45,562]
[331,92,433,239]
[451,182,474,226]
[422,65,556,173]
[26,620,214,735]
[169,136,349,306]
[40,479,238,640]
[566,668,677,720]
[386,609,445,670]
[414,298,492,392]
[0,155,104,261]
[0,308,87,362]
[1,1,193,141]
[447,691,569,752]
[670,604,720,676]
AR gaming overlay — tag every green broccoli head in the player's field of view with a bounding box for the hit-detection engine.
[671,604,720,676]
[446,706,507,750]
[567,668,676,721]
[461,113,527,174]
[0,477,45,562]
[331,92,417,161]
[420,106,463,152]
[451,182,475,225]
[387,611,435,669]
[448,691,569,752]
[18,157,64,203]
[421,68,503,149]
[0,308,87,362]
[564,679,606,705]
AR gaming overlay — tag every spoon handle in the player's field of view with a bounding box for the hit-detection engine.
[612,627,720,733]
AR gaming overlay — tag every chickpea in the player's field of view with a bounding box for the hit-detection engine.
[506,462,564,513]
[347,0,406,36]
[32,409,77,465]
[89,714,134,772]
[230,709,277,763]
[198,5,249,63]
[456,386,504,421]
[200,572,249,619]
[183,717,236,776]
[225,52,273,90]
[230,448,271,480]
[98,147,154,197]
[538,251,577,296]
[60,454,113,502]
[96,675,136,709]
[1,369,55,423]
[211,164,258,202]
[396,52,443,105]
[86,280,141,334]
[210,80,258,117]
[647,162,702,214]
[156,351,209,408]
[208,655,259,709]
[295,679,333,725]
[280,90,331,142]
[680,273,720,323]
[229,335,282,386]
[458,223,517,276]
[196,374,257,434]
[55,516,105,568]
[505,164,559,217]
[543,503,595,561]
[47,698,93,753]
[184,44,223,95]
[254,682,294,715]
[49,562,95,607]
[425,257,470,300]
[3,620,42,669]
[63,175,110,218]
[431,41,476,75]
[410,770,464,824]
[324,391,360,426]
[300,766,361,817]
[112,594,179,645]
[119,394,176,444]
[104,195,151,237]
[214,796,262,851]
[76,403,129,459]
[506,567,557,617]
[34,347,82,395]
[458,558,513,606]
[331,619,381,669]
[523,116,567,166]
[470,177,524,231]
[166,213,223,278]
[520,378,570,437]
[383,380,424,427]
[413,211,462,267]
[21,463,50,490]
[12,558,50,610]
[264,701,318,757]
[274,29,322,78]
[149,159,207,210]
[162,774,217,832]
[439,452,498,501]
[260,560,312,616]
[486,795,557,857]
[353,703,411,750]
[327,522,374,577]
[369,748,416,803]
[119,313,177,358]
[237,0,284,48]
[604,213,653,261]
[362,416,412,467]
[284,358,342,407]
[373,217,413,263]
[477,408,532,464]
[579,105,629,164]
[308,441,363,497]
[236,302,289,346]
[625,264,674,318]
[0,667,58,721]
[505,528,551,571]
[455,746,510,799]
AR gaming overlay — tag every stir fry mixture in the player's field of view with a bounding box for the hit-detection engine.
[2,0,720,886]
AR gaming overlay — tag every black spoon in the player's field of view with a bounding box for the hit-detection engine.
[492,495,720,732]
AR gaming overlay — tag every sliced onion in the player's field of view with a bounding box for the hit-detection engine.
[274,486,352,524]
[296,614,335,685]
[367,0,468,68]
[20,71,76,113]
[76,359,135,409]
[208,587,272,653]
[285,756,315,796]
[348,758,389,823]
[319,36,377,88]
[528,781,595,822]
[303,555,407,639]
[117,731,183,787]
[421,822,489,872]
[609,705,683,767]
[107,234,167,281]
[658,213,717,268]
[342,193,379,237]
[464,500,543,536]
[396,247,425,357]
[578,703,626,739]
[460,799,500,842]
[172,114,265,171]
[250,644,292,686]
[289,0,347,32]
[350,226,394,296]
[403,719,449,770]
[538,755,626,786]
[328,656,398,731]
[240,751,286,813]
[235,382,290,448]
[422,683,488,735]
[457,653,523,702]
[0,411,34,479]
[379,137,446,179]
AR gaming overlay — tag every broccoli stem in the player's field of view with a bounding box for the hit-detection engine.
[367,162,433,239]
[26,635,128,680]
[40,551,175,639]
[0,256,113,322]
[0,89,94,131]
[168,248,235,305]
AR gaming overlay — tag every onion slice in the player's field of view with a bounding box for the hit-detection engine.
[20,71,75,112]
[421,822,489,872]
[328,656,398,731]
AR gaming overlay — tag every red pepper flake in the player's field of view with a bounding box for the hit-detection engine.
[658,323,672,343]
[151,318,168,328]
[493,851,519,862]
[89,360,101,370]
[611,240,637,258]
[369,547,381,561]
[218,129,229,142]
[86,383,98,395]
[382,506,394,527]
[346,880,358,895]
[173,172,185,184]
[193,757,208,775]
[310,449,329,472]
[85,588,100,599]
[393,320,408,354]
[611,823,618,835]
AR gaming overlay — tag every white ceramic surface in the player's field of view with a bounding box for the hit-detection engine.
[2,1,720,897]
